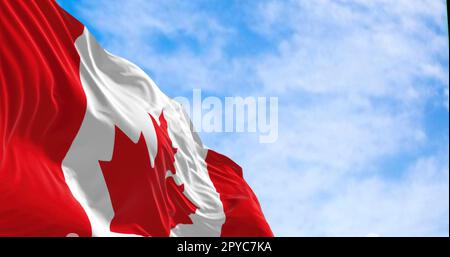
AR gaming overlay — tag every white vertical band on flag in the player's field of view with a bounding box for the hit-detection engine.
[61,28,225,236]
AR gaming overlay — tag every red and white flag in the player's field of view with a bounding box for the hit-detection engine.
[0,0,273,237]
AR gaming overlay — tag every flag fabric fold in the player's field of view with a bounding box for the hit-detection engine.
[0,0,272,237]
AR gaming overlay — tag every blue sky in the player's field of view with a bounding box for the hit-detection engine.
[58,0,449,236]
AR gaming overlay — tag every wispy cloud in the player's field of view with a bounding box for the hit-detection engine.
[58,0,449,236]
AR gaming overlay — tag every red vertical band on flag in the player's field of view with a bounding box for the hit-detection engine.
[206,150,273,236]
[0,1,91,236]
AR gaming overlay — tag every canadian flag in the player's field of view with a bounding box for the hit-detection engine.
[0,1,273,236]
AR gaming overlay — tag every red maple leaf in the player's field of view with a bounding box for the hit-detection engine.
[99,112,197,236]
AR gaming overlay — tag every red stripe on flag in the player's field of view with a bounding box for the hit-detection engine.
[0,0,91,236]
[206,150,273,237]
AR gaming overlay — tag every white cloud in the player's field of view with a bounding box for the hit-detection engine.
[208,0,449,236]
[315,151,449,236]
[282,101,425,171]
[254,0,448,104]
[213,131,448,236]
